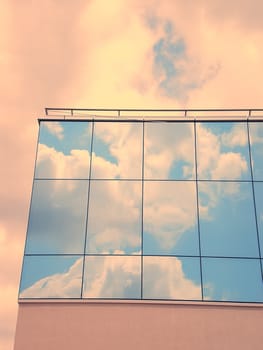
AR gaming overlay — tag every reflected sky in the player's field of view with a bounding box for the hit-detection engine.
[25,180,89,254]
[91,122,142,179]
[144,181,199,255]
[202,258,263,302]
[249,122,263,180]
[196,122,251,180]
[144,122,195,179]
[199,182,259,257]
[20,120,263,302]
[143,256,201,300]
[36,121,92,178]
[86,180,141,254]
[83,256,141,298]
[19,256,83,298]
[254,182,263,254]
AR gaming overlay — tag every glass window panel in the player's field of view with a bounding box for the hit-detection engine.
[199,182,259,257]
[19,255,83,298]
[144,122,195,180]
[86,181,141,254]
[196,122,251,180]
[35,121,92,179]
[83,256,141,298]
[202,257,263,302]
[144,181,199,255]
[249,122,263,180]
[254,182,263,253]
[25,180,89,254]
[143,256,202,300]
[91,122,142,179]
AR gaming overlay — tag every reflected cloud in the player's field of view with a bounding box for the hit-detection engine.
[87,181,141,254]
[43,121,64,140]
[144,181,199,254]
[221,123,248,147]
[92,122,143,179]
[83,256,141,298]
[210,152,247,179]
[253,182,263,252]
[249,122,263,180]
[36,121,92,178]
[20,257,83,298]
[143,256,201,300]
[197,122,250,180]
[144,122,195,179]
[199,182,258,257]
[25,180,88,254]
[20,120,263,303]
[36,144,91,178]
[20,255,202,300]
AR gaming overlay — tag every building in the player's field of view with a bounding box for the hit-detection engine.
[14,109,263,349]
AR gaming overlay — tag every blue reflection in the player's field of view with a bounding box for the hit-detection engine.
[254,182,263,253]
[83,256,141,298]
[169,159,195,179]
[36,121,92,178]
[202,257,263,302]
[143,227,199,256]
[38,121,92,155]
[144,122,195,180]
[19,255,83,298]
[197,122,250,180]
[143,256,202,300]
[92,136,118,165]
[201,121,234,135]
[86,180,141,255]
[143,181,199,255]
[199,182,259,257]
[249,122,263,180]
[91,122,142,179]
[25,180,89,254]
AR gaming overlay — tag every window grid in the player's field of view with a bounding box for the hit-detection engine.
[247,121,263,281]
[19,120,263,303]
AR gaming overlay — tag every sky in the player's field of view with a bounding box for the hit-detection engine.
[1,0,263,349]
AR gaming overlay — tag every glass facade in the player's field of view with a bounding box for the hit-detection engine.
[19,119,263,302]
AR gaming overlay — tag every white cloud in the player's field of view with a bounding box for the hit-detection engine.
[91,153,119,178]
[144,257,201,300]
[43,121,64,140]
[197,123,249,180]
[20,255,201,301]
[144,181,197,250]
[83,256,141,298]
[36,143,90,178]
[144,122,195,179]
[87,180,141,254]
[35,121,250,255]
[26,178,89,254]
[198,181,242,222]
[92,122,143,179]
[249,123,263,145]
[20,258,82,298]
[221,123,248,147]
[211,152,247,180]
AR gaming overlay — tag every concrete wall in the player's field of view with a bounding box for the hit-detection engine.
[14,301,263,350]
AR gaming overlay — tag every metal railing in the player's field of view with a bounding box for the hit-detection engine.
[44,108,263,120]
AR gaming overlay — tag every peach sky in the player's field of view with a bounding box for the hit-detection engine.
[1,1,263,349]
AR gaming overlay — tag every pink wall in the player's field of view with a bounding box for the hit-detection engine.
[14,301,263,350]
